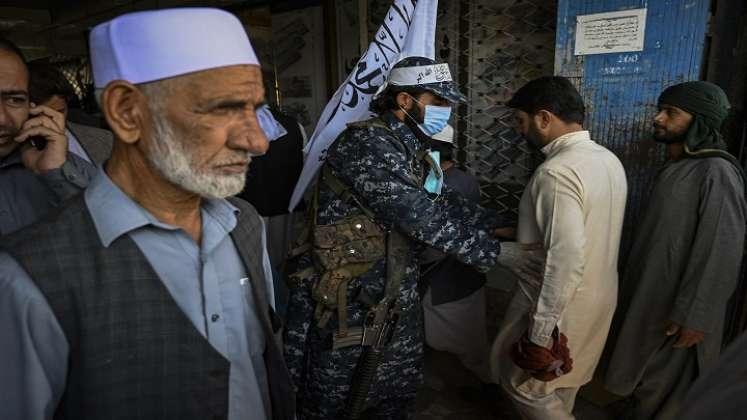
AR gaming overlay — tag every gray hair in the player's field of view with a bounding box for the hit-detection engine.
[94,78,175,113]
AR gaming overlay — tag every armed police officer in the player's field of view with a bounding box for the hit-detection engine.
[284,56,539,419]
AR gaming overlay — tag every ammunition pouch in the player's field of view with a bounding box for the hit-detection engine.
[310,212,385,333]
[312,214,385,273]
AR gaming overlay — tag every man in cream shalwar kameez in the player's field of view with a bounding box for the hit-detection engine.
[491,76,628,419]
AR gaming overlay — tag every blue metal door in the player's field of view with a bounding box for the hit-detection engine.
[555,0,710,260]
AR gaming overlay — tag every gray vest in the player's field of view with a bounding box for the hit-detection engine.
[2,195,295,420]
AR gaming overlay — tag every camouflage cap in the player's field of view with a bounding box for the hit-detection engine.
[384,56,466,104]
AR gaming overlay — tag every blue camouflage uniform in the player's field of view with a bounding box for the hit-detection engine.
[285,111,508,419]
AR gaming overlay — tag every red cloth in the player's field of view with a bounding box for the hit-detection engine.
[510,327,573,381]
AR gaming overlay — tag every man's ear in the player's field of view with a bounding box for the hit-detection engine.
[396,91,413,110]
[536,110,553,130]
[100,80,148,144]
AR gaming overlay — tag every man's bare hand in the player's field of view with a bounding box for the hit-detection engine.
[15,105,68,173]
[666,322,705,348]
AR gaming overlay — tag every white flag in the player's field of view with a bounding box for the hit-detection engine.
[288,0,438,211]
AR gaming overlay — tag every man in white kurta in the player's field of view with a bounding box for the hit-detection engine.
[490,76,628,419]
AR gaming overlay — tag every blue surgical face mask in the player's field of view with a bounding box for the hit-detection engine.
[420,104,451,137]
[423,150,444,195]
[256,105,288,141]
[403,95,452,137]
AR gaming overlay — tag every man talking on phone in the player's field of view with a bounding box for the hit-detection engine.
[0,37,97,235]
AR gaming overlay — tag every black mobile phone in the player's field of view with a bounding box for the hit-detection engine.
[28,136,47,150]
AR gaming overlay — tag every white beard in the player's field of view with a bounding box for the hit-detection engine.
[147,114,250,199]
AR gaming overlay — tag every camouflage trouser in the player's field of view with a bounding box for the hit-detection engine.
[284,259,424,419]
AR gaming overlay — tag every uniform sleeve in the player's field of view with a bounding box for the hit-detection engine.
[0,252,69,420]
[327,130,502,272]
[442,170,512,231]
[528,168,587,346]
[441,183,510,229]
[37,152,97,204]
[670,164,747,333]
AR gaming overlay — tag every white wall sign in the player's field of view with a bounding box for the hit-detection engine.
[574,8,647,56]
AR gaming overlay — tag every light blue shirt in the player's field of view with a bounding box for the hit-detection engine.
[0,169,275,420]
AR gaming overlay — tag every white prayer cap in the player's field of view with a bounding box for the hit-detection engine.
[90,8,259,89]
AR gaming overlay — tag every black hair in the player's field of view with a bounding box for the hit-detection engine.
[370,85,428,114]
[0,37,25,63]
[506,76,585,125]
[28,60,77,105]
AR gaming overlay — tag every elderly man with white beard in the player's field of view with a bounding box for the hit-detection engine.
[0,8,294,420]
